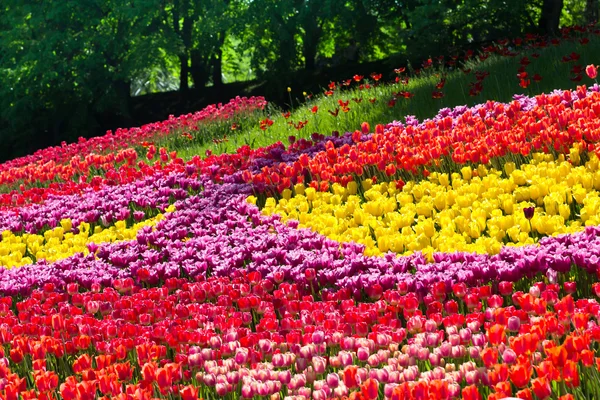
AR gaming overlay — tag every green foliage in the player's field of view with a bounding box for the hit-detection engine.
[404,0,542,56]
[0,0,174,158]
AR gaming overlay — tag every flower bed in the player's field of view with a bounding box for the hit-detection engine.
[1,79,600,399]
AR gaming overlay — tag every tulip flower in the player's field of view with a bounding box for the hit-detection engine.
[586,64,598,80]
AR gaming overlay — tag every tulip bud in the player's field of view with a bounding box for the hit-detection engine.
[66,283,79,296]
[592,283,600,298]
[357,367,368,383]
[527,285,540,298]
[313,389,327,400]
[312,356,327,374]
[312,331,325,345]
[439,342,452,358]
[459,328,472,344]
[86,301,99,314]
[362,378,379,400]
[502,348,517,364]
[507,316,521,332]
[298,387,312,398]
[9,348,23,364]
[429,353,440,366]
[342,336,356,350]
[416,348,429,361]
[339,351,354,367]
[367,354,380,367]
[468,346,480,359]
[273,271,285,284]
[188,353,203,368]
[295,357,308,371]
[471,334,486,347]
[424,319,437,332]
[203,373,216,386]
[451,346,462,358]
[235,349,248,365]
[304,268,316,281]
[271,353,284,368]
[564,281,577,294]
[452,283,467,298]
[357,347,370,362]
[403,367,417,382]
[361,122,370,134]
[327,373,339,388]
[278,370,291,385]
[241,384,254,398]
[449,334,460,347]
[305,366,317,384]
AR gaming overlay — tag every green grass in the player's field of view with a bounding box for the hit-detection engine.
[168,34,600,161]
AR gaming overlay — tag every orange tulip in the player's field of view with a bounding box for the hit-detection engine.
[344,366,360,388]
[461,384,482,400]
[546,345,568,368]
[563,360,580,388]
[515,388,533,400]
[531,376,552,400]
[488,363,509,385]
[535,360,561,381]
[481,348,499,368]
[360,378,379,400]
[488,324,506,346]
[509,361,532,388]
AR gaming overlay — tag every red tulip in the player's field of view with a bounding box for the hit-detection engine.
[531,376,552,400]
[461,385,482,400]
[180,385,200,400]
[304,268,316,281]
[586,64,598,79]
[509,361,533,388]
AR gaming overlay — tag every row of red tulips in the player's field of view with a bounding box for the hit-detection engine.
[0,270,596,400]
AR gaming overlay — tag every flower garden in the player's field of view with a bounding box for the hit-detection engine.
[3,27,600,400]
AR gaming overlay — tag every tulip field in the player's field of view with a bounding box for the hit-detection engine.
[5,27,600,400]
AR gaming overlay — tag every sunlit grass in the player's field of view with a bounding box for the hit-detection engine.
[173,35,600,160]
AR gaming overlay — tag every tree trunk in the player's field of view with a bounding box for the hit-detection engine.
[586,0,599,24]
[212,31,226,87]
[179,55,189,91]
[174,1,193,92]
[302,16,321,71]
[538,0,564,35]
[114,79,133,123]
[190,50,210,89]
[180,16,193,91]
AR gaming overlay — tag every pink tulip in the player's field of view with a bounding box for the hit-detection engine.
[357,347,370,362]
[278,371,291,385]
[507,316,521,332]
[312,356,326,374]
[502,348,517,364]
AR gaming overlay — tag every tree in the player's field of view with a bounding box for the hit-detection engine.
[168,0,244,91]
[586,0,599,23]
[0,0,173,156]
[539,0,565,34]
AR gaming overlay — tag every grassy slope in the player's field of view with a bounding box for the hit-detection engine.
[3,34,600,196]
[170,35,600,161]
